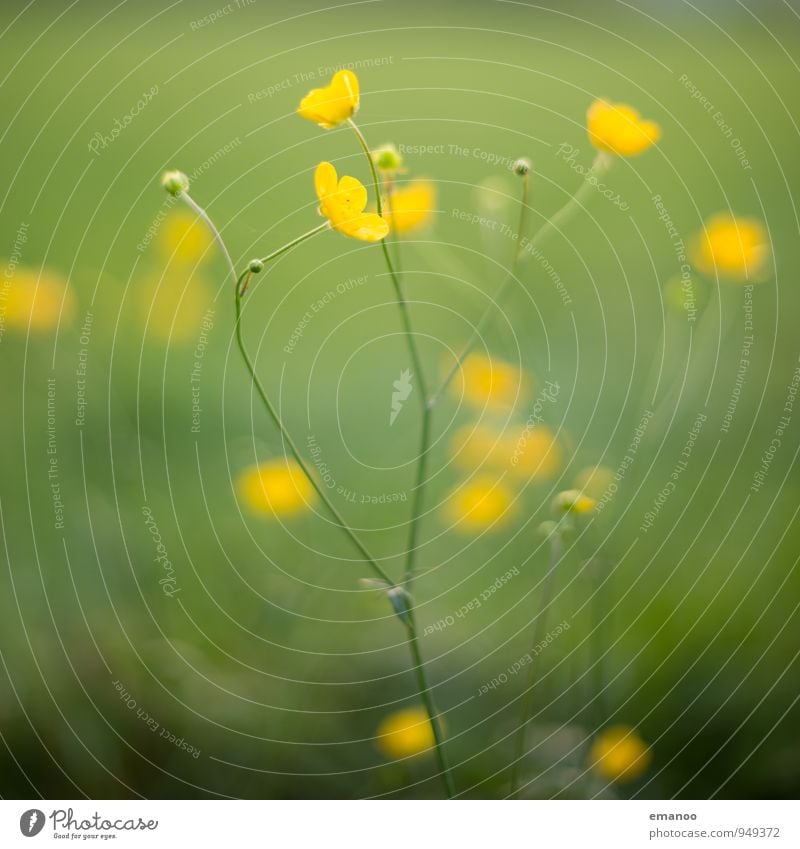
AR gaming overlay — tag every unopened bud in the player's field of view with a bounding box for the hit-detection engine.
[161,170,189,196]
[248,258,264,274]
[512,158,531,177]
[372,143,403,173]
[552,489,597,516]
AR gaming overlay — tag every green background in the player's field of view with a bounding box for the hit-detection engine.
[1,0,798,798]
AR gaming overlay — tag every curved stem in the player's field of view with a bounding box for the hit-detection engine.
[430,153,610,406]
[509,530,563,798]
[233,280,394,587]
[258,221,330,264]
[180,191,238,286]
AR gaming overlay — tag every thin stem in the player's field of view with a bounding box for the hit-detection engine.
[509,529,563,798]
[430,153,611,407]
[233,281,394,587]
[258,221,330,264]
[180,191,237,286]
[349,117,454,797]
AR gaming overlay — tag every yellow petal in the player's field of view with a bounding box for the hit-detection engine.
[690,213,769,281]
[297,69,360,129]
[587,99,660,156]
[336,212,389,242]
[383,181,436,233]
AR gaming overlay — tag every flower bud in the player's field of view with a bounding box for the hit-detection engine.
[161,170,189,196]
[372,143,403,174]
[552,489,597,516]
[248,258,264,274]
[538,520,558,538]
[512,158,531,177]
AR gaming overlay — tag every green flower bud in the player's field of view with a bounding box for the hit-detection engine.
[248,258,264,274]
[161,170,189,196]
[372,143,403,173]
[512,158,531,177]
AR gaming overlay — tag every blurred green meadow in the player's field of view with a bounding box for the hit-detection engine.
[1,0,799,799]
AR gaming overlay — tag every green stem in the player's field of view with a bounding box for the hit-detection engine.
[180,191,238,286]
[509,529,563,798]
[233,278,394,587]
[429,152,610,406]
[348,118,455,797]
[258,221,330,264]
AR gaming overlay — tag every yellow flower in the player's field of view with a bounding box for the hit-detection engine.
[451,423,561,482]
[315,161,389,242]
[236,459,316,517]
[589,725,651,783]
[297,69,360,129]
[690,213,769,282]
[450,353,530,412]
[376,706,435,759]
[159,211,214,264]
[445,477,516,532]
[553,489,596,515]
[2,268,74,331]
[587,99,660,156]
[511,426,562,480]
[382,181,436,234]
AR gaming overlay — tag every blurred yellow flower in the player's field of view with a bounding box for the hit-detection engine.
[445,476,516,531]
[451,353,530,411]
[690,213,769,282]
[376,706,434,759]
[511,426,562,481]
[159,211,214,264]
[574,465,615,498]
[452,423,561,482]
[553,489,596,516]
[382,181,436,233]
[587,99,660,156]
[298,69,359,129]
[2,268,74,331]
[237,459,316,518]
[140,270,213,344]
[589,725,651,783]
[315,161,389,242]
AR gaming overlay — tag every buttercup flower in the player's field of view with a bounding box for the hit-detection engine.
[315,161,389,242]
[587,99,660,156]
[589,725,652,783]
[236,459,316,517]
[382,181,436,234]
[3,268,74,331]
[445,477,516,532]
[451,423,561,482]
[159,211,214,264]
[376,706,435,759]
[298,69,359,129]
[690,213,769,282]
[450,353,530,411]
